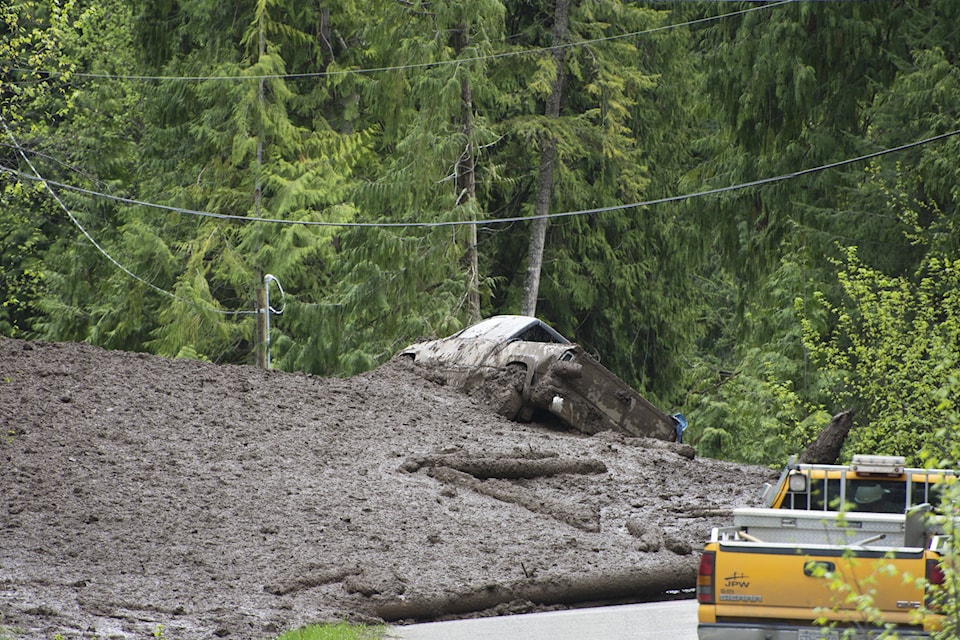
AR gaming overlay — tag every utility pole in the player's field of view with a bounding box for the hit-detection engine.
[254,12,268,370]
[256,275,283,369]
[256,285,268,369]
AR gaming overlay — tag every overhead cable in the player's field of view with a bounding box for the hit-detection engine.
[0,116,255,316]
[4,128,958,230]
[32,1,795,84]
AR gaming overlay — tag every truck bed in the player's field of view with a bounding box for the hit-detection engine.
[723,507,923,547]
[698,507,945,639]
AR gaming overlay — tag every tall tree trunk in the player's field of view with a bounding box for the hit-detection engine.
[521,0,570,317]
[456,23,481,322]
[255,16,265,220]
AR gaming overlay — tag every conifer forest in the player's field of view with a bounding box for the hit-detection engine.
[3,0,960,465]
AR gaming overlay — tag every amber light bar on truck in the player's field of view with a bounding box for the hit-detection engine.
[697,550,716,604]
[850,454,906,475]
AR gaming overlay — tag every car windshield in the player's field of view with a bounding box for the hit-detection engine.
[454,316,569,344]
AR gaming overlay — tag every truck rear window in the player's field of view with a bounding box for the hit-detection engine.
[781,477,942,513]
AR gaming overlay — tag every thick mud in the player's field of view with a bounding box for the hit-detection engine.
[0,338,773,639]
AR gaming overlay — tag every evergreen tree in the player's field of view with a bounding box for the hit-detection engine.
[291,0,508,374]
[855,0,960,262]
[487,0,702,403]
[683,0,960,462]
[129,1,371,363]
[1,0,142,344]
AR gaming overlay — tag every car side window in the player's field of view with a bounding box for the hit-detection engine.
[814,479,841,510]
[514,325,566,344]
[912,481,944,512]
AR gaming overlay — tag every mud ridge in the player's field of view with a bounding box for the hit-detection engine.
[425,466,602,532]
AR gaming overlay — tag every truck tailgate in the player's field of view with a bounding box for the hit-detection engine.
[711,541,927,625]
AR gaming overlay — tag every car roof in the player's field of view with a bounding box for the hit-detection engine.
[453,315,570,344]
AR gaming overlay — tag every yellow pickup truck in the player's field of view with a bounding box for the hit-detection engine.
[697,455,956,640]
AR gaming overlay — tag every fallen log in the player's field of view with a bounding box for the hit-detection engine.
[409,454,607,479]
[375,556,697,622]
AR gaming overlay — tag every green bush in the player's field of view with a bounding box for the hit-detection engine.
[276,622,387,640]
[802,249,960,463]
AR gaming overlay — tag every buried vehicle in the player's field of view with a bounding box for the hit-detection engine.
[398,315,684,442]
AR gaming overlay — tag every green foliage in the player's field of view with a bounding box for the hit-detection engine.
[685,344,832,465]
[802,248,960,461]
[690,0,900,287]
[0,197,47,337]
[683,252,833,464]
[41,0,374,363]
[0,1,85,339]
[1,0,82,126]
[678,0,960,468]
[2,0,158,349]
[928,495,960,638]
[916,376,960,640]
[276,622,386,640]
[277,0,514,367]
[279,225,471,376]
[684,0,947,385]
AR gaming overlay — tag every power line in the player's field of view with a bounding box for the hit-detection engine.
[5,129,958,229]
[0,115,255,316]
[27,1,795,84]
[3,125,956,317]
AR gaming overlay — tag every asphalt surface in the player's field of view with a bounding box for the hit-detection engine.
[388,599,699,640]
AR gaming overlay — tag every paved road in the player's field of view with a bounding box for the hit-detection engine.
[386,599,698,640]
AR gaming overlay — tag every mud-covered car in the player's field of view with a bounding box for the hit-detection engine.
[398,315,684,442]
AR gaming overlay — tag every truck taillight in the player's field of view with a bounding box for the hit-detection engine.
[697,551,716,604]
[926,558,946,611]
[927,558,945,586]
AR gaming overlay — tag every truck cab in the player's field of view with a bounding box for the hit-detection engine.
[763,455,953,514]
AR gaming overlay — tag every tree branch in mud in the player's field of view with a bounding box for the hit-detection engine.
[404,453,607,478]
[399,450,608,531]
[426,466,601,532]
